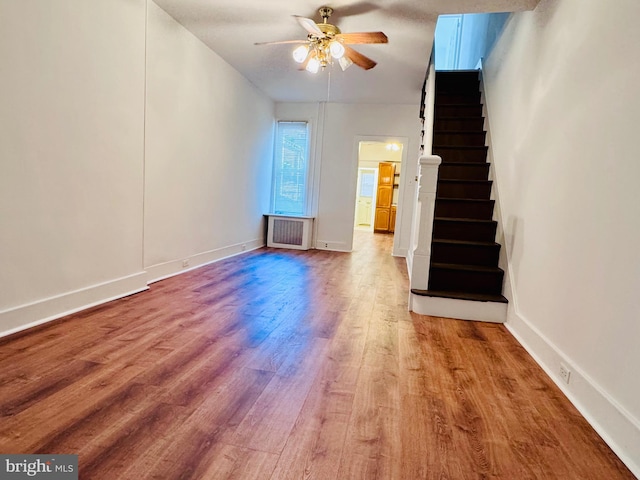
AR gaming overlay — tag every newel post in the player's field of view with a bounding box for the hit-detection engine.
[410,155,441,290]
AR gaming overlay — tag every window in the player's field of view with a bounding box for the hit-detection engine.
[272,121,309,215]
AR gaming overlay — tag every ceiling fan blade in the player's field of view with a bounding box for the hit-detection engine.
[293,15,324,36]
[254,39,307,46]
[336,32,388,45]
[343,45,377,70]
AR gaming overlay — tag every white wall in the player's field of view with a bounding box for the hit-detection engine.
[144,2,274,280]
[0,0,148,334]
[483,0,640,473]
[276,103,420,255]
[321,104,420,255]
[0,0,275,336]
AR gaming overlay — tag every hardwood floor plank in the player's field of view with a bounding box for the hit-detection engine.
[229,338,330,454]
[0,231,633,479]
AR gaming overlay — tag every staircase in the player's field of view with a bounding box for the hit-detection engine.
[411,71,508,323]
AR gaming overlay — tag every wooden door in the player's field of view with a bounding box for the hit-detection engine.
[355,169,376,226]
[374,162,395,233]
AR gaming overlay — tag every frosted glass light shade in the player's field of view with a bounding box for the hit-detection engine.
[329,41,345,59]
[338,55,353,71]
[306,56,320,73]
[292,45,309,63]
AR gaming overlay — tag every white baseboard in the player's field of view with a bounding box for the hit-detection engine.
[506,310,640,477]
[0,272,148,339]
[146,238,264,284]
[314,240,351,252]
[393,247,408,258]
[410,294,507,323]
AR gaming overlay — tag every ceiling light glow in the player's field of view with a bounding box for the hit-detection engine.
[292,45,309,63]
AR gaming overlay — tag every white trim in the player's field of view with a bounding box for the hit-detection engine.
[410,294,507,323]
[0,272,148,338]
[146,238,264,284]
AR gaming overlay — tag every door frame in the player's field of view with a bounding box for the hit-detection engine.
[349,135,409,256]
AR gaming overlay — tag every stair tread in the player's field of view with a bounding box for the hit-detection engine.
[435,103,483,106]
[435,217,496,224]
[434,130,486,134]
[434,145,488,149]
[436,197,494,203]
[431,262,504,274]
[438,179,492,184]
[432,238,499,247]
[411,289,508,304]
[436,116,484,120]
[440,162,490,166]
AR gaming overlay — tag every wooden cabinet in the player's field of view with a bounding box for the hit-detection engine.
[374,162,395,233]
[389,205,397,233]
[377,185,392,208]
[374,207,390,231]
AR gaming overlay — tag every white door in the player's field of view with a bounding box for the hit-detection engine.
[355,168,376,228]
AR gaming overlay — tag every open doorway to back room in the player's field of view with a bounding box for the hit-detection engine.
[353,140,403,241]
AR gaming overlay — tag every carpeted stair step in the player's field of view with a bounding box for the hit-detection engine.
[428,262,505,295]
[435,92,481,105]
[433,145,488,163]
[438,162,490,181]
[433,131,486,146]
[433,217,498,243]
[435,71,480,92]
[435,198,495,220]
[434,116,485,132]
[431,239,500,267]
[435,104,483,118]
[437,180,493,200]
[410,288,508,304]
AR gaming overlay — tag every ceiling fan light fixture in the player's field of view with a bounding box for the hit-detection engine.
[292,44,309,63]
[338,55,353,71]
[306,56,320,73]
[329,40,345,59]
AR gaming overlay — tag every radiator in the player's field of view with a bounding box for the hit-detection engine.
[267,215,314,250]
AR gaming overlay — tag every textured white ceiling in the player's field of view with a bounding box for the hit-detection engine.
[152,0,538,105]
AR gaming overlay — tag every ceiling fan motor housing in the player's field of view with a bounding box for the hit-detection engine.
[319,6,333,21]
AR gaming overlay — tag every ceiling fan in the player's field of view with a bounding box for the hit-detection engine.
[255,6,388,73]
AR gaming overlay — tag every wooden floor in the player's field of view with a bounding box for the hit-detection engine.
[0,232,633,479]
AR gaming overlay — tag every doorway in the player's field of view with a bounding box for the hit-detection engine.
[352,140,403,240]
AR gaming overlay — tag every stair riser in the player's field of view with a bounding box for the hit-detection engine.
[433,220,497,243]
[431,243,500,267]
[428,268,504,295]
[435,105,483,117]
[435,75,480,93]
[434,118,485,132]
[433,147,488,163]
[437,182,492,200]
[435,200,495,220]
[433,132,486,146]
[436,92,481,105]
[438,164,490,181]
